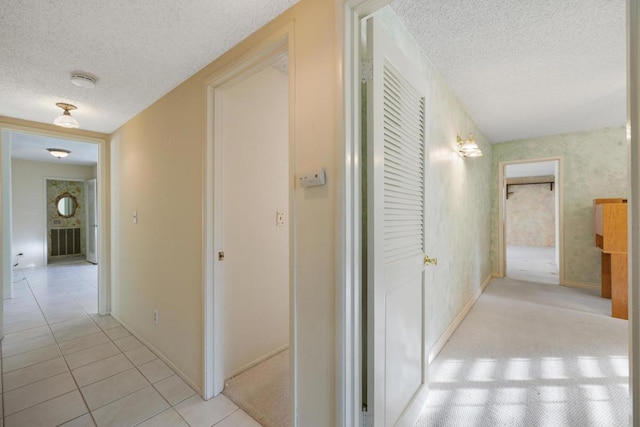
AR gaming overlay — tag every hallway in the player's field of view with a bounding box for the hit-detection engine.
[417,277,628,426]
[1,263,260,426]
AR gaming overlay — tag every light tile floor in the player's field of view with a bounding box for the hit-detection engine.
[2,263,261,427]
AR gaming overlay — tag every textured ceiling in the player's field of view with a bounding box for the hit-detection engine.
[0,0,298,134]
[391,0,626,142]
[0,1,626,141]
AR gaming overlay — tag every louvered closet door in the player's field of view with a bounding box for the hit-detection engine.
[366,15,429,427]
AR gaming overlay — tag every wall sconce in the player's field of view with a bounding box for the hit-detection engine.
[457,134,483,158]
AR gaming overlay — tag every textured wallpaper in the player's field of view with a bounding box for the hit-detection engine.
[491,127,628,284]
[46,179,86,256]
[380,8,493,352]
[506,183,555,247]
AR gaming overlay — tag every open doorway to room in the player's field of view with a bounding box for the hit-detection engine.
[2,129,102,320]
[205,45,293,427]
[503,160,560,285]
[220,56,290,427]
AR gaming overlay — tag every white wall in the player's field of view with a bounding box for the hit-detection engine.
[12,159,96,268]
[221,66,289,378]
[2,134,12,300]
[554,161,560,267]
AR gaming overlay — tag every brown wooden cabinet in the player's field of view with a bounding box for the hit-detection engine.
[594,198,628,319]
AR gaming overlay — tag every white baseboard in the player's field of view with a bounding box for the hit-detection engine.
[226,345,289,380]
[109,313,203,396]
[428,274,492,364]
[561,280,600,291]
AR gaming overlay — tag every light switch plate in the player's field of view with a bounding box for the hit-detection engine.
[298,168,326,188]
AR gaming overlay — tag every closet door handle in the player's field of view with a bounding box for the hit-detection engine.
[424,255,438,266]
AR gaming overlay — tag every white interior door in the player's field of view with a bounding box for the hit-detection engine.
[366,15,429,427]
[85,179,98,264]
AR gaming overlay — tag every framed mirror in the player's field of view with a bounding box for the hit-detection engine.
[56,192,78,218]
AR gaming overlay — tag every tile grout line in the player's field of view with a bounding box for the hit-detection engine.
[89,313,196,425]
[43,266,112,427]
[21,270,99,426]
[1,276,61,421]
[118,341,193,426]
[3,390,80,423]
[3,327,54,358]
[8,308,163,421]
[76,326,194,426]
[211,408,241,427]
[0,347,60,375]
[50,271,182,424]
[77,365,137,389]
[7,264,201,427]
[86,319,217,425]
[142,378,194,427]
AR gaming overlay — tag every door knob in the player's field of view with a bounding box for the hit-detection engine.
[424,255,438,266]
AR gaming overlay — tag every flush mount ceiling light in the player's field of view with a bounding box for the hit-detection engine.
[70,72,97,89]
[456,134,483,158]
[47,148,71,159]
[53,103,79,128]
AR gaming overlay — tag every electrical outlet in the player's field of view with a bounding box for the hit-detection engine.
[276,211,285,226]
[153,310,158,324]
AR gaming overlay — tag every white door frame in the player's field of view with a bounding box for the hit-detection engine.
[85,178,98,264]
[627,0,640,422]
[497,157,564,283]
[1,135,12,303]
[0,122,111,324]
[202,25,296,419]
[340,1,392,426]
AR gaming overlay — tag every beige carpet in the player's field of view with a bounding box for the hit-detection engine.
[416,277,629,426]
[507,245,559,285]
[223,349,290,427]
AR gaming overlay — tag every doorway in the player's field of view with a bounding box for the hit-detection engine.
[503,160,561,285]
[0,126,109,323]
[220,58,290,427]
[203,32,295,427]
[498,158,563,285]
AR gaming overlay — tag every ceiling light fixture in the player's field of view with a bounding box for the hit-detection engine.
[47,148,71,159]
[53,103,79,128]
[456,134,483,158]
[70,72,97,89]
